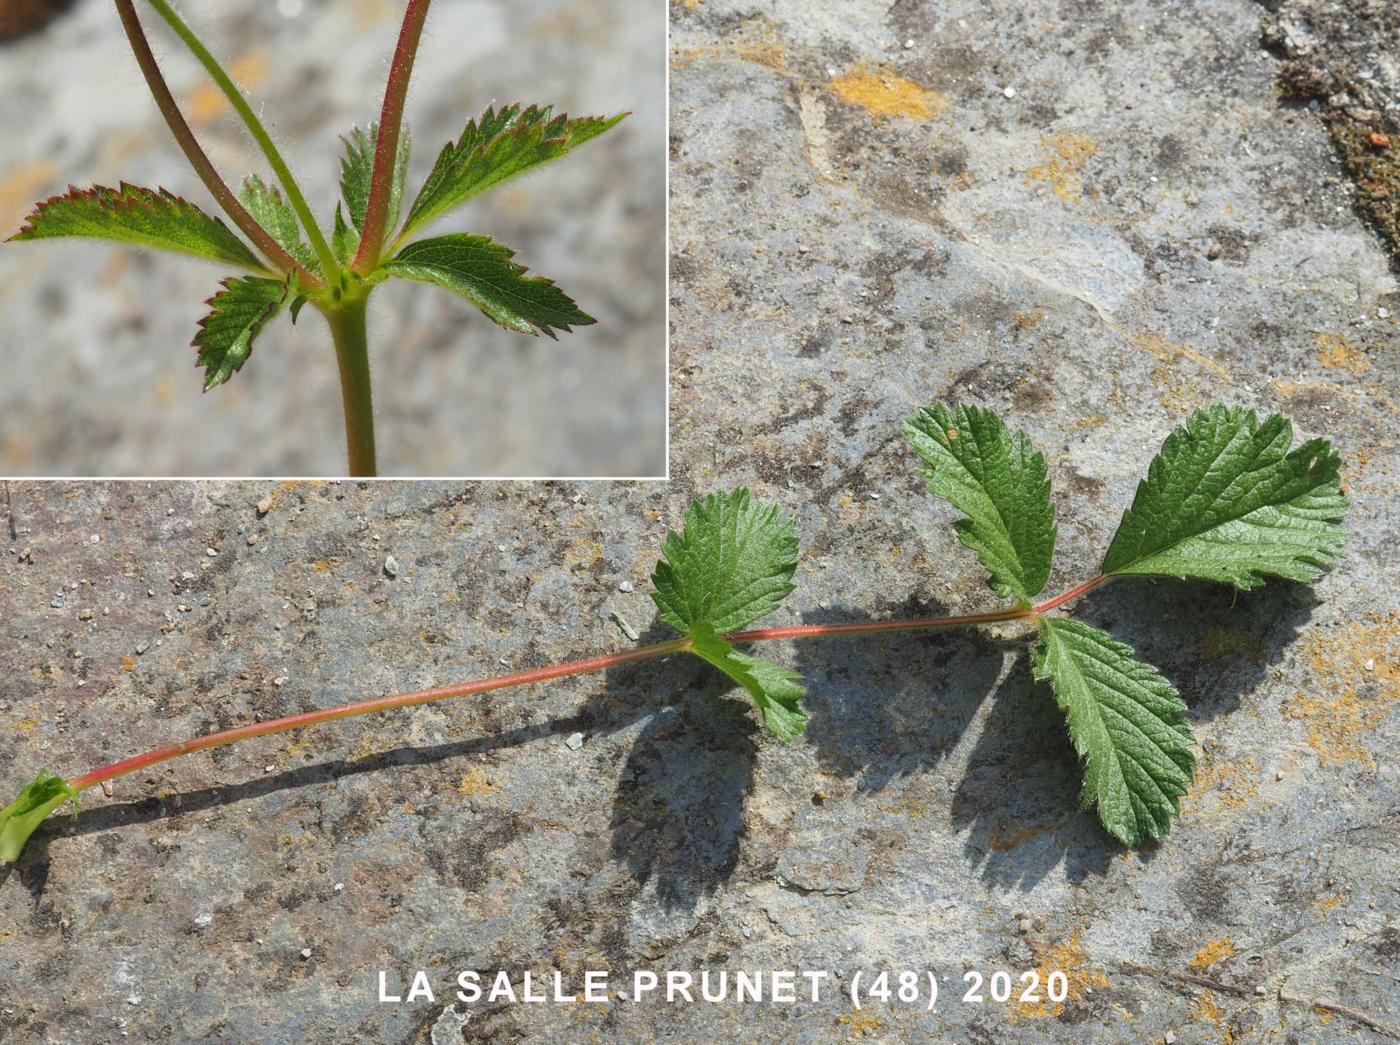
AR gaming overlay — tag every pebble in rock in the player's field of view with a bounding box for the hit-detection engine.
[300,948,313,960]
[564,732,585,751]
[78,609,93,620]
[383,554,400,578]
[618,580,634,593]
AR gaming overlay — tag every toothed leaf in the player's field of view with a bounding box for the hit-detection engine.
[10,182,262,269]
[193,275,287,389]
[689,622,807,743]
[238,176,319,274]
[340,122,411,241]
[383,233,594,337]
[1033,618,1195,846]
[401,104,625,239]
[652,489,800,635]
[1103,405,1348,589]
[904,404,1057,606]
[0,770,78,864]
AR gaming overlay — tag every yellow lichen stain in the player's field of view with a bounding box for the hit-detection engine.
[188,52,268,125]
[1203,628,1266,664]
[311,558,342,573]
[1315,893,1343,914]
[1013,310,1045,329]
[1008,932,1109,1021]
[0,159,58,232]
[830,64,948,120]
[1025,133,1097,202]
[1190,989,1226,1025]
[454,767,499,797]
[564,536,602,570]
[1182,757,1259,815]
[1283,613,1398,769]
[989,820,1052,852]
[1188,937,1237,969]
[836,1008,885,1039]
[119,656,138,673]
[1132,330,1233,380]
[1069,414,1109,433]
[1316,333,1371,373]
[17,718,37,733]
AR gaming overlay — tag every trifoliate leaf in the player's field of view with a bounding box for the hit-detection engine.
[1102,405,1347,589]
[0,769,78,864]
[400,104,625,240]
[340,122,411,238]
[10,182,263,270]
[193,275,287,389]
[689,622,807,743]
[652,489,800,635]
[1033,617,1195,846]
[382,234,594,337]
[904,404,1057,606]
[238,176,320,274]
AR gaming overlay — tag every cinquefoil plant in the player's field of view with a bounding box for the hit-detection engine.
[0,405,1346,862]
[8,0,624,476]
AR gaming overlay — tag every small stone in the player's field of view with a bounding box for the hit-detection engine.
[264,764,275,774]
[564,732,585,751]
[1165,1033,1176,1044]
[256,496,274,516]
[1368,131,1390,149]
[334,882,344,893]
[1003,85,1017,98]
[903,38,914,49]
[1255,985,1268,996]
[247,535,259,546]
[193,913,213,932]
[300,948,313,960]
[1276,770,1284,781]
[1207,243,1223,260]
[617,580,634,593]
[78,609,94,620]
[88,534,100,545]
[101,780,114,798]
[206,547,218,557]
[1364,658,1375,671]
[1017,918,1032,934]
[199,596,211,607]
[1377,307,1391,319]
[50,596,64,609]
[181,571,195,581]
[383,554,400,578]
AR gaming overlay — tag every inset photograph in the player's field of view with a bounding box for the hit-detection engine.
[0,0,666,477]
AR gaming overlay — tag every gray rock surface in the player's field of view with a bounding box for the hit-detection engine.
[0,0,666,476]
[3,0,1400,1043]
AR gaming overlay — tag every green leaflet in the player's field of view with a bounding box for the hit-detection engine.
[193,275,288,389]
[239,176,320,274]
[0,770,78,864]
[10,183,263,270]
[340,122,411,238]
[904,404,1057,606]
[651,489,800,635]
[383,234,594,337]
[1102,405,1348,589]
[400,104,626,240]
[1033,618,1195,846]
[689,622,808,743]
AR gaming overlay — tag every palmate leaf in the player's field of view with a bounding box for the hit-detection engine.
[652,489,800,635]
[401,103,626,240]
[193,275,287,389]
[1033,618,1195,846]
[10,182,262,270]
[0,769,78,864]
[382,234,594,337]
[239,176,319,274]
[690,622,808,743]
[904,404,1057,606]
[1103,405,1347,589]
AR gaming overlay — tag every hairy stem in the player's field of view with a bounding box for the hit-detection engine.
[65,576,1111,795]
[352,0,433,273]
[322,297,378,477]
[141,0,339,281]
[113,0,314,282]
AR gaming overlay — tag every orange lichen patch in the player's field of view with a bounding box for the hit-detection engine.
[1008,932,1109,1021]
[119,656,138,673]
[1316,333,1371,373]
[1283,613,1399,769]
[311,558,343,573]
[836,1008,885,1038]
[1013,310,1045,329]
[0,159,58,231]
[563,536,602,570]
[1188,937,1237,969]
[454,767,500,797]
[1190,989,1226,1025]
[830,64,948,120]
[1181,757,1259,815]
[1025,133,1097,202]
[1132,330,1233,381]
[989,820,1053,852]
[1315,893,1343,914]
[187,52,269,125]
[1069,414,1109,433]
[1203,628,1266,664]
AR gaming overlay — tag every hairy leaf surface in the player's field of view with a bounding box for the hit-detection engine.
[904,404,1057,605]
[11,183,262,269]
[338,122,411,254]
[1033,617,1195,846]
[652,489,800,635]
[239,176,319,273]
[1103,405,1347,588]
[383,234,593,337]
[193,276,287,389]
[690,622,808,743]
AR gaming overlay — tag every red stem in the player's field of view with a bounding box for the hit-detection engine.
[113,0,320,285]
[352,0,432,273]
[67,575,1110,794]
